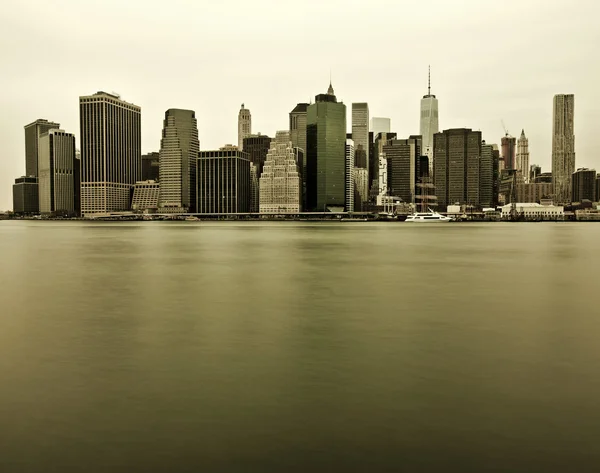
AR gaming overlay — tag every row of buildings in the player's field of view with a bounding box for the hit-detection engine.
[12,81,597,217]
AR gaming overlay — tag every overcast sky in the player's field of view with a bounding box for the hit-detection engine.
[1,0,598,210]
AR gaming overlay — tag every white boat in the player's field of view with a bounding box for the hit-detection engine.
[184,216,199,221]
[405,209,453,223]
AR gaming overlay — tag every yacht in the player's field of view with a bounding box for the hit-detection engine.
[405,209,453,223]
[184,216,200,222]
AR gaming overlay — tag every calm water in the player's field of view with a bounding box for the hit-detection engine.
[1,221,599,472]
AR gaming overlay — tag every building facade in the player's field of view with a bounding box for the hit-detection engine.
[250,163,259,213]
[552,94,576,204]
[384,136,422,204]
[529,164,541,183]
[290,103,309,210]
[352,103,369,169]
[434,128,482,208]
[131,180,160,212]
[12,177,39,215]
[24,119,60,178]
[571,168,596,203]
[79,91,141,216]
[516,183,553,203]
[370,117,391,136]
[419,68,439,172]
[597,175,600,202]
[354,167,369,211]
[38,129,79,215]
[259,131,301,213]
[142,152,160,181]
[197,150,250,213]
[480,142,494,208]
[501,135,516,170]
[306,83,346,211]
[158,109,199,213]
[345,139,355,212]
[516,130,530,181]
[242,134,271,177]
[238,104,251,151]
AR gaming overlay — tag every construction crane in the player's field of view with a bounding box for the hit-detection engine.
[501,120,510,137]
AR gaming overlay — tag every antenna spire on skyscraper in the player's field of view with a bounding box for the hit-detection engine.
[428,65,431,96]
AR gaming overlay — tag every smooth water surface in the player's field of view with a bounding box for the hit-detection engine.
[1,221,599,472]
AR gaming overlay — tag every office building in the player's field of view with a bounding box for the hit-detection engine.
[345,139,355,212]
[516,130,530,181]
[529,164,542,183]
[370,117,391,136]
[480,142,494,208]
[24,119,60,177]
[354,167,369,210]
[250,163,259,213]
[158,109,199,213]
[290,103,309,209]
[12,177,39,215]
[571,168,596,203]
[352,103,369,169]
[259,131,301,213]
[306,82,346,211]
[501,134,516,170]
[534,172,553,184]
[38,129,78,215]
[131,180,160,212]
[433,128,482,208]
[79,91,141,216]
[238,104,251,151]
[372,131,396,194]
[492,145,500,206]
[384,136,422,204]
[197,149,250,213]
[516,183,554,203]
[243,134,271,177]
[552,94,576,203]
[419,67,439,170]
[142,152,160,181]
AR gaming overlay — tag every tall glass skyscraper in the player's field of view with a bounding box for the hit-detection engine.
[419,67,439,172]
[24,119,60,178]
[351,103,369,169]
[158,109,199,213]
[552,94,575,203]
[306,83,346,211]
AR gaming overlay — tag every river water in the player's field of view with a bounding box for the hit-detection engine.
[1,221,599,472]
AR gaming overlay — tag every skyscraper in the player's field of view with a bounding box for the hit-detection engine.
[306,82,346,211]
[238,104,251,151]
[370,117,391,136]
[38,129,78,215]
[384,136,422,204]
[480,142,494,208]
[345,139,355,212]
[259,131,301,213]
[142,152,160,182]
[372,132,396,196]
[516,130,530,181]
[501,134,516,170]
[552,94,575,204]
[419,67,439,171]
[24,119,60,177]
[242,134,271,176]
[12,177,39,215]
[250,163,259,213]
[354,168,369,211]
[352,103,369,169]
[571,168,596,203]
[290,103,309,210]
[158,109,199,213]
[79,91,141,216]
[433,128,482,208]
[197,149,250,213]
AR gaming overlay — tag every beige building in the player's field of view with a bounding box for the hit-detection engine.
[238,104,251,151]
[132,180,159,212]
[259,131,301,213]
[516,183,553,203]
[516,129,530,182]
[79,92,141,216]
[354,167,369,209]
[552,94,575,203]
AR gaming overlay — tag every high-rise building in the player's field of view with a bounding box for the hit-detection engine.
[433,128,482,208]
[12,177,39,215]
[158,109,199,213]
[250,163,259,213]
[24,119,60,177]
[370,117,391,136]
[38,129,78,215]
[516,130,530,181]
[197,149,250,213]
[534,172,553,184]
[419,67,439,172]
[492,145,500,206]
[516,183,554,203]
[142,152,160,182]
[131,181,160,212]
[242,134,271,177]
[571,168,596,203]
[238,104,251,151]
[354,167,369,211]
[552,94,576,203]
[529,164,542,183]
[79,91,141,216]
[290,104,309,210]
[384,136,422,204]
[259,131,301,213]
[345,139,355,212]
[352,103,369,169]
[372,132,396,196]
[480,142,494,208]
[501,134,516,170]
[597,174,600,202]
[306,82,346,212]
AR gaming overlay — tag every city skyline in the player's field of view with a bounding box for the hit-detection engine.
[1,0,598,210]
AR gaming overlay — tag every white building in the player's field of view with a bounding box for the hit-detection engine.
[132,180,159,212]
[516,129,530,182]
[370,117,391,136]
[419,67,439,174]
[345,139,355,212]
[238,104,251,151]
[259,131,301,213]
[376,152,388,204]
[500,202,564,220]
[354,167,369,209]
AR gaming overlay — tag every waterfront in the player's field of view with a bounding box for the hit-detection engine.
[1,221,600,472]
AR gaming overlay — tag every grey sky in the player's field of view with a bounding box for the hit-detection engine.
[1,0,598,210]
